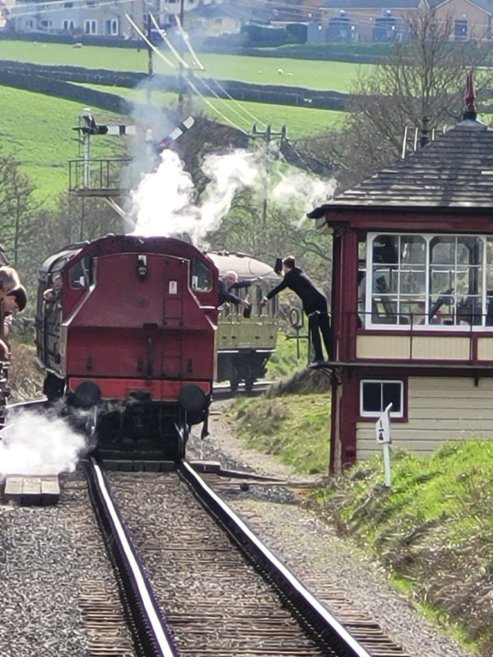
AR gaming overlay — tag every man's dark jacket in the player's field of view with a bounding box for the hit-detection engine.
[218,278,252,306]
[266,267,327,314]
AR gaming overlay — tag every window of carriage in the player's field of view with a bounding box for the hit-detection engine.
[360,380,404,418]
[364,233,493,328]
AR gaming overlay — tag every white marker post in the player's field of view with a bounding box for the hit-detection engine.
[375,402,393,488]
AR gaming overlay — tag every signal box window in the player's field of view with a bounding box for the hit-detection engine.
[366,232,493,328]
[360,380,403,418]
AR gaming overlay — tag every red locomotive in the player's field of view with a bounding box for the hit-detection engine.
[35,234,218,460]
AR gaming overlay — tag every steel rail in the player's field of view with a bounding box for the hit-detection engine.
[178,459,372,657]
[86,457,180,657]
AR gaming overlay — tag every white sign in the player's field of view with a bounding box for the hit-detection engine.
[169,281,178,295]
[375,403,392,444]
[376,403,393,488]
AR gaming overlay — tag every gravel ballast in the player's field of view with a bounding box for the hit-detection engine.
[188,401,473,657]
[0,473,136,657]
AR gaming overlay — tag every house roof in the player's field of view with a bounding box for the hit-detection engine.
[309,118,493,217]
[321,0,422,9]
[434,0,493,15]
[195,0,273,21]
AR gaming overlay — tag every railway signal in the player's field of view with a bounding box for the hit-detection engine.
[70,108,195,218]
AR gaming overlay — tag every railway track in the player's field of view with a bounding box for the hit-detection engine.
[193,468,413,657]
[0,399,414,657]
[212,380,272,398]
[87,458,372,657]
[0,449,429,657]
[0,469,137,657]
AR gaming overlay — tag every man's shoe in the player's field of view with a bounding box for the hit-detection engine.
[308,359,324,368]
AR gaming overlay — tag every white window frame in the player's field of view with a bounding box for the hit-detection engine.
[365,232,491,329]
[106,18,118,35]
[360,379,404,418]
[84,19,97,34]
[62,19,75,30]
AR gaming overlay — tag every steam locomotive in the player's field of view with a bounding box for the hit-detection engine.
[35,234,218,460]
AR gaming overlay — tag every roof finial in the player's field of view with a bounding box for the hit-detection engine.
[463,71,477,121]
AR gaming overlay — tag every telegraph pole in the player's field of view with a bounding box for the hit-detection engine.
[177,0,185,115]
[249,124,287,225]
[146,11,153,102]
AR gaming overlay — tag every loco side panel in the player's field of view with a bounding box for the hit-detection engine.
[63,252,215,399]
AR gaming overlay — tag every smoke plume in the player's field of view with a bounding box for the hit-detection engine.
[128,146,334,244]
[0,408,86,480]
[129,148,263,243]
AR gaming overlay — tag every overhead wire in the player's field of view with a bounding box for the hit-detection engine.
[126,13,249,135]
[173,12,267,128]
[150,13,189,70]
[153,11,251,129]
[174,13,204,71]
[149,11,261,133]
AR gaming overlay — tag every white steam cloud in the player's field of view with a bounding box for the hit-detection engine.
[129,149,262,243]
[128,147,335,244]
[271,169,336,213]
[0,409,86,480]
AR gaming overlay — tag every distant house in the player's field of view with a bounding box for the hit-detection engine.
[186,1,253,37]
[8,0,161,38]
[7,0,221,38]
[326,11,356,41]
[161,0,219,23]
[259,0,325,21]
[320,0,428,41]
[0,0,9,28]
[433,0,493,40]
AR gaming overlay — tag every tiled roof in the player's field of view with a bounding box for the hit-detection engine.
[435,0,493,14]
[309,119,493,215]
[321,0,422,9]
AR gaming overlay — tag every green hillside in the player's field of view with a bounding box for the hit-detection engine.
[0,86,126,201]
[84,84,345,138]
[0,40,369,91]
[0,40,356,200]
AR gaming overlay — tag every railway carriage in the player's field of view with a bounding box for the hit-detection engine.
[35,234,218,460]
[209,252,281,391]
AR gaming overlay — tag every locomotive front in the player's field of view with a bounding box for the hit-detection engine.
[36,234,218,460]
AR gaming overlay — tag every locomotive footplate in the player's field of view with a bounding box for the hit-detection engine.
[3,475,60,506]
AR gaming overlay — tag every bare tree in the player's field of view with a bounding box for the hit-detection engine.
[297,9,493,188]
[20,195,124,296]
[209,192,332,288]
[0,151,39,267]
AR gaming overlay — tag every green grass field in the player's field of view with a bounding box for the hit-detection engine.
[84,84,346,138]
[0,78,344,202]
[0,40,369,91]
[0,40,357,200]
[0,85,126,201]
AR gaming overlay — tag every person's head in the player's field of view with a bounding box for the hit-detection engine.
[0,266,20,298]
[4,285,27,313]
[224,270,238,287]
[282,256,296,275]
